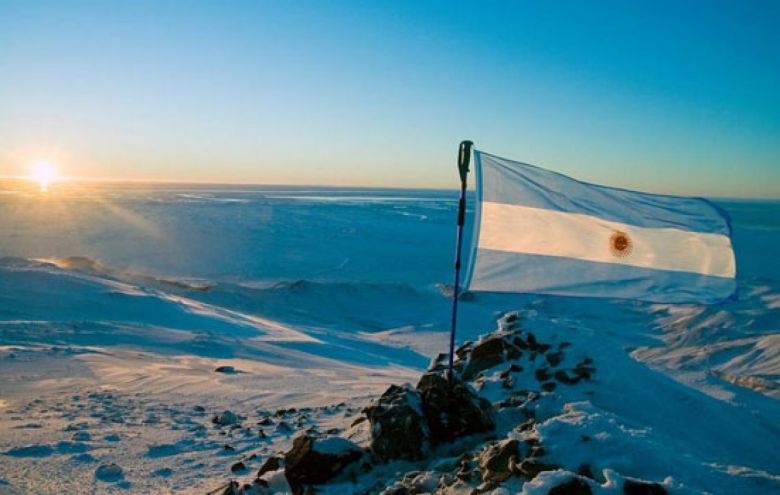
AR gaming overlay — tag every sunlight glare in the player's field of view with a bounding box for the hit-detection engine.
[29,161,58,191]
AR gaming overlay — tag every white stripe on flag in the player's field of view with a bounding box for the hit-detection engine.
[477,201,736,278]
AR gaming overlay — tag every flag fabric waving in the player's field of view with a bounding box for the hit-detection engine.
[463,151,737,304]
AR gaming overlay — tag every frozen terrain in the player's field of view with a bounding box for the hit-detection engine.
[0,180,778,494]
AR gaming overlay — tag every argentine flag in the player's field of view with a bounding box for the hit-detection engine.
[463,151,736,304]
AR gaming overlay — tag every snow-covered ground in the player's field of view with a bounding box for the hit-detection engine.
[0,181,777,494]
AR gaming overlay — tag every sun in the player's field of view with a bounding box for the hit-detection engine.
[29,161,58,191]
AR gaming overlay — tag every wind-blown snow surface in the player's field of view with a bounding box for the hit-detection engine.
[0,181,778,494]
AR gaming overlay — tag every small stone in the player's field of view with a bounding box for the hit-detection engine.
[535,368,551,382]
[546,351,564,367]
[542,382,557,392]
[212,410,240,426]
[549,477,592,495]
[516,458,558,480]
[230,461,247,473]
[284,434,363,494]
[219,481,239,495]
[623,479,668,495]
[479,438,520,482]
[215,365,237,374]
[555,370,580,384]
[257,456,281,477]
[276,421,293,433]
[577,464,595,479]
[71,431,91,442]
[95,463,123,482]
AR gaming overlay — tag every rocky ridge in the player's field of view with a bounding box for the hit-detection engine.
[214,312,673,495]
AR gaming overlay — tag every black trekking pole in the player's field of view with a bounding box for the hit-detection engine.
[447,140,473,381]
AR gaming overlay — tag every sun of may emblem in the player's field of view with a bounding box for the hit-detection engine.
[609,230,633,258]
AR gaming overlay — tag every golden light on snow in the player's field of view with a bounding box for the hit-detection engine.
[29,160,58,191]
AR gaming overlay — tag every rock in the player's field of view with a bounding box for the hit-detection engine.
[275,421,293,433]
[212,410,241,426]
[462,334,521,379]
[428,352,449,372]
[257,456,281,477]
[577,464,595,480]
[535,368,551,382]
[284,434,363,494]
[574,360,595,380]
[554,370,580,385]
[516,458,558,480]
[5,444,55,457]
[95,463,123,482]
[71,431,91,442]
[230,461,247,473]
[219,481,240,495]
[549,477,593,495]
[499,363,523,379]
[382,486,413,495]
[623,479,668,495]
[546,351,564,367]
[499,312,520,331]
[215,365,237,374]
[365,384,429,461]
[478,439,520,482]
[416,372,494,445]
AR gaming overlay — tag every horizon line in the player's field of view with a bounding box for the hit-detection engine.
[0,176,777,202]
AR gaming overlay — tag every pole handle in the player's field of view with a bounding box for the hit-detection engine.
[458,140,473,187]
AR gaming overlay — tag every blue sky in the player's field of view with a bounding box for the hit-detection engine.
[0,1,778,197]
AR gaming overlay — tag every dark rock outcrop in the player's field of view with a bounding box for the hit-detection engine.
[461,333,522,379]
[416,372,494,445]
[284,434,363,494]
[364,384,429,461]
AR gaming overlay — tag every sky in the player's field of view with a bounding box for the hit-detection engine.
[0,1,778,197]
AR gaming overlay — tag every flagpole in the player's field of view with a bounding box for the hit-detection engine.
[447,140,473,381]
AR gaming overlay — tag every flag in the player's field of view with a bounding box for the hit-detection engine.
[462,151,737,304]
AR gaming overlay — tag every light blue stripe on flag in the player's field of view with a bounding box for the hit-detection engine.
[463,151,737,304]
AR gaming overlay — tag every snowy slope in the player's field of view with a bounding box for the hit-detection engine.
[0,183,778,494]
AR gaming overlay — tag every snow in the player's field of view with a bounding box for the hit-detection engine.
[0,181,778,493]
[312,437,361,456]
